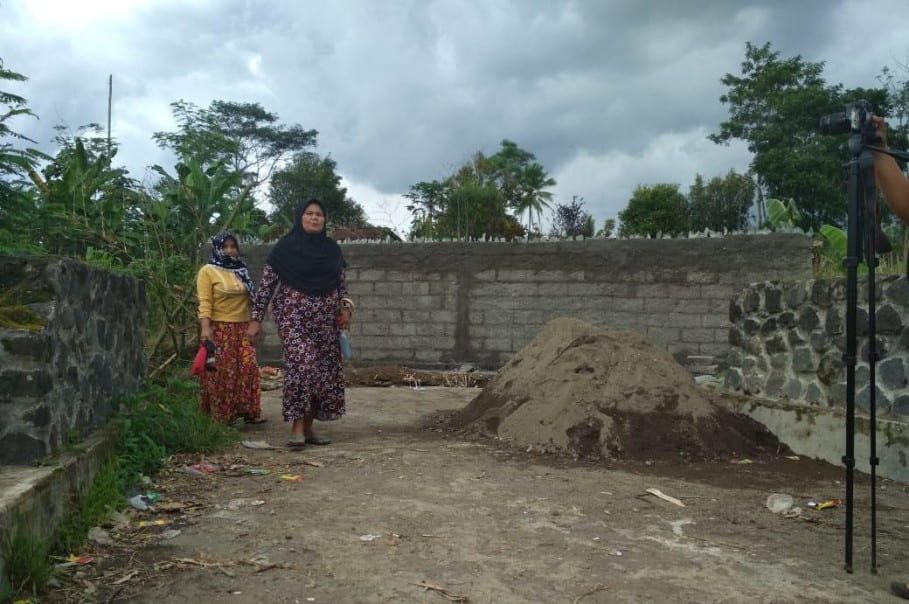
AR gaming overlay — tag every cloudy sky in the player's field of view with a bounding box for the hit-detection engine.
[3,0,909,235]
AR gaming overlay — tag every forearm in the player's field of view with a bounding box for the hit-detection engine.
[250,264,279,322]
[197,267,214,319]
[874,152,909,225]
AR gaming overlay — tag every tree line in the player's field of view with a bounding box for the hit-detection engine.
[3,41,909,357]
[0,62,371,359]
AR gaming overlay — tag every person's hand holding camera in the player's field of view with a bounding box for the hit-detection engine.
[870,116,909,226]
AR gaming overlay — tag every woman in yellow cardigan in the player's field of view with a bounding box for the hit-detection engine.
[196,232,263,424]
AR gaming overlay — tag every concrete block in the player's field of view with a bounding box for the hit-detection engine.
[400,310,432,323]
[386,270,414,281]
[646,326,680,344]
[474,282,538,298]
[700,285,735,299]
[414,349,444,363]
[702,313,731,328]
[358,269,387,281]
[496,269,535,281]
[400,282,431,296]
[483,337,512,351]
[686,270,719,284]
[643,297,675,313]
[429,280,456,294]
[698,342,731,357]
[566,283,609,297]
[471,297,516,312]
[389,323,418,337]
[605,297,643,313]
[412,295,444,310]
[346,281,373,297]
[537,283,571,296]
[681,328,716,344]
[673,299,713,314]
[373,282,403,296]
[659,313,702,329]
[361,323,390,336]
[429,310,457,324]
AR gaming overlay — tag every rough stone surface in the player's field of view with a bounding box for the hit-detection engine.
[765,287,782,313]
[726,275,909,422]
[879,357,907,390]
[876,304,903,335]
[0,256,146,464]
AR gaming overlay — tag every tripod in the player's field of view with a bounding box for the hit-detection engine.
[842,135,909,574]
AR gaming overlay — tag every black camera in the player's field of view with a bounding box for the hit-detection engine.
[819,100,875,136]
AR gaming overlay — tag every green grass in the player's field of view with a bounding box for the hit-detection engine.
[3,377,238,599]
[1,528,53,598]
[56,459,123,554]
[56,378,236,551]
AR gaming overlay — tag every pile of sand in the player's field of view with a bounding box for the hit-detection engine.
[452,318,782,461]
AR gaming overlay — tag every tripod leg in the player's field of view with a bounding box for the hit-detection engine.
[862,151,881,574]
[842,147,863,574]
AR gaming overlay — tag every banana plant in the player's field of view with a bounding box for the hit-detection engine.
[766,198,803,232]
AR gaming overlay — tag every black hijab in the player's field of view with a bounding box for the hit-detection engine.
[267,200,346,295]
[208,231,255,299]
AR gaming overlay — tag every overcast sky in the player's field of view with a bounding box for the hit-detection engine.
[3,0,909,235]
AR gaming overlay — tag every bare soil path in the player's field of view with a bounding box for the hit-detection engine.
[50,387,909,603]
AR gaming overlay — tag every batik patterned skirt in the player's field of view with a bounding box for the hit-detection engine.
[200,321,261,423]
[274,288,345,422]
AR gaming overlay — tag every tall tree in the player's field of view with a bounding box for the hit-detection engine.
[268,151,369,233]
[403,140,554,240]
[153,100,318,187]
[687,170,756,232]
[710,42,889,231]
[486,139,556,232]
[404,179,447,239]
[619,183,689,238]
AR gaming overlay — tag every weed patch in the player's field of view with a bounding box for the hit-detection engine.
[2,377,237,599]
[1,528,53,597]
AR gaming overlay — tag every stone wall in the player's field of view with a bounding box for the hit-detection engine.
[241,234,813,369]
[725,275,909,418]
[0,257,147,464]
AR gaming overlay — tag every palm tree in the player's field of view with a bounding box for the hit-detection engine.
[516,162,555,233]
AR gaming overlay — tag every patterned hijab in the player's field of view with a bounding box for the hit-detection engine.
[208,231,255,299]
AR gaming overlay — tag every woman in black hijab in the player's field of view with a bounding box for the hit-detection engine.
[248,200,354,448]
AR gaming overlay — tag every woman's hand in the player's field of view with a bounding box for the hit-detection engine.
[246,320,262,343]
[337,309,351,330]
[872,115,889,147]
[200,318,213,342]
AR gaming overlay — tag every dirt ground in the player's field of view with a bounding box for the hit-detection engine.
[48,386,909,604]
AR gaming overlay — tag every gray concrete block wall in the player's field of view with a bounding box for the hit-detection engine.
[0,257,147,464]
[242,234,813,369]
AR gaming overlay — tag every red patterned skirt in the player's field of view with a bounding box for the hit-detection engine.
[200,321,260,423]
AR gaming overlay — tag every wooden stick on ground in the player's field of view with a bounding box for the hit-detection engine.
[410,580,469,602]
[573,583,608,603]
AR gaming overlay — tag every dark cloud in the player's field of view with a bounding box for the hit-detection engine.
[2,0,907,229]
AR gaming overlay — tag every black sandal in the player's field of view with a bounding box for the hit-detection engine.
[305,435,332,446]
[892,582,909,600]
[244,416,267,424]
